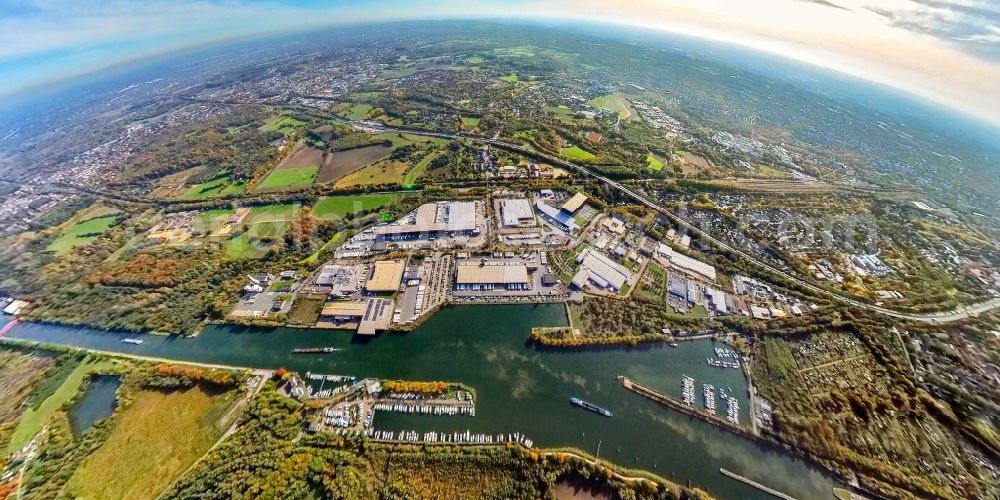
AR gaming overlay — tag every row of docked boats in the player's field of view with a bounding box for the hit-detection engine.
[360,428,533,447]
[681,376,695,406]
[373,401,474,416]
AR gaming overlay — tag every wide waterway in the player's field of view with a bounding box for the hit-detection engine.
[1,305,832,499]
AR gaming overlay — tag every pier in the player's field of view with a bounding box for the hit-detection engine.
[720,468,798,500]
[621,376,752,438]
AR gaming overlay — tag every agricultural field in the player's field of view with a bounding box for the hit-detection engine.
[261,115,306,135]
[312,193,399,220]
[335,103,373,120]
[500,73,519,83]
[47,213,121,256]
[561,145,596,161]
[64,386,238,500]
[334,159,411,188]
[278,145,325,170]
[317,144,391,183]
[256,166,319,190]
[223,203,298,259]
[180,177,246,199]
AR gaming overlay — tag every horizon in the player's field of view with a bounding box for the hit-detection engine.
[1,1,1000,128]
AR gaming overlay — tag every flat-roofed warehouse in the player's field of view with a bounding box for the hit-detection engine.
[455,262,530,286]
[366,259,406,292]
[500,198,535,227]
[375,201,480,240]
[320,300,369,320]
[561,192,588,214]
[572,248,633,292]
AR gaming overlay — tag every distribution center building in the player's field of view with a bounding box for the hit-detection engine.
[500,198,535,227]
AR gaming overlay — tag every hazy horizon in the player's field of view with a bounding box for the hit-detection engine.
[2,1,1000,128]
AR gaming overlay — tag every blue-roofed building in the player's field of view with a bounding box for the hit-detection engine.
[535,200,579,233]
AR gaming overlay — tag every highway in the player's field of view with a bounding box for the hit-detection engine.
[363,122,1000,324]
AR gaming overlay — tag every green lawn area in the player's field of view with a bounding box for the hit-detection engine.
[257,166,319,190]
[225,203,297,259]
[261,115,306,134]
[500,73,519,83]
[47,215,120,256]
[7,358,117,453]
[65,386,237,500]
[589,93,633,120]
[561,145,596,161]
[312,193,399,220]
[301,231,346,265]
[461,116,480,128]
[647,152,665,171]
[345,103,374,120]
[374,132,420,148]
[181,177,245,199]
[689,305,709,318]
[403,151,441,187]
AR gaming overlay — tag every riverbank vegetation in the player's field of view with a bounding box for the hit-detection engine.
[163,381,708,500]
[0,343,247,499]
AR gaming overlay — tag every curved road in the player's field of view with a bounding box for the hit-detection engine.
[361,122,1000,324]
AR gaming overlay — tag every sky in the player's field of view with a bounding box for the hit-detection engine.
[2,0,1000,127]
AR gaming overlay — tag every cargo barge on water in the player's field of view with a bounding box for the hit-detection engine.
[292,347,341,354]
[569,396,613,417]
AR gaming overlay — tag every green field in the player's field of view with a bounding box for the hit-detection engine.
[65,386,237,500]
[404,151,442,187]
[48,215,120,255]
[181,177,246,199]
[313,193,399,220]
[301,231,345,265]
[261,115,306,134]
[647,152,665,171]
[589,93,633,120]
[225,203,297,259]
[461,116,481,128]
[467,55,484,64]
[257,166,319,190]
[500,73,519,83]
[335,160,410,187]
[7,358,117,453]
[561,145,596,161]
[345,103,374,120]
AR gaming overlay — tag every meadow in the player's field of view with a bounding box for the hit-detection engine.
[47,215,121,256]
[312,193,399,220]
[65,386,237,500]
[561,145,596,161]
[256,166,319,190]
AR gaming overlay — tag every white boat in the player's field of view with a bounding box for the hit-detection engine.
[122,338,144,345]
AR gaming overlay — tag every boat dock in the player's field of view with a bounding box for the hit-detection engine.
[621,376,750,437]
[720,468,798,500]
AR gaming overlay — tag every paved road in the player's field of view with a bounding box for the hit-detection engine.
[364,123,1000,324]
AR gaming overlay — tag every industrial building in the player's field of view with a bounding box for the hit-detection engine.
[319,297,394,335]
[374,201,480,241]
[455,261,531,291]
[571,248,632,292]
[366,259,406,292]
[657,243,716,282]
[561,192,588,215]
[535,200,579,233]
[500,198,535,227]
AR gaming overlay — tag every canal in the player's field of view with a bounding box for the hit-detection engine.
[1,305,832,499]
